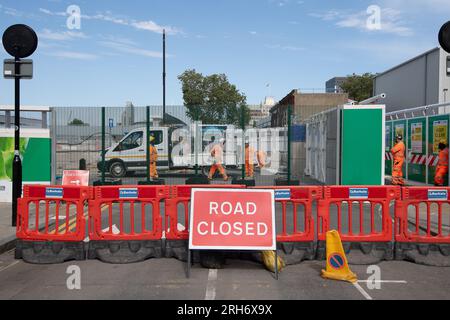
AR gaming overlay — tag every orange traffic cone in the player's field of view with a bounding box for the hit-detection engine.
[321,230,358,283]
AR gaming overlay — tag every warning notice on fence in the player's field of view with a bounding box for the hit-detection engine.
[433,120,448,154]
[411,123,423,153]
[395,124,405,141]
[189,189,276,250]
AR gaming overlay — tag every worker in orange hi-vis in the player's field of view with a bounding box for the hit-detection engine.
[257,149,266,169]
[245,141,256,178]
[391,135,406,186]
[208,138,229,181]
[435,141,449,186]
[257,150,266,169]
[149,135,159,179]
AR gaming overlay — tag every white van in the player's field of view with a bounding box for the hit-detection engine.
[98,127,170,178]
[98,124,268,178]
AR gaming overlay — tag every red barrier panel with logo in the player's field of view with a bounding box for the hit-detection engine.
[165,185,246,240]
[17,185,93,242]
[395,187,450,244]
[89,185,169,241]
[251,186,323,242]
[318,186,401,242]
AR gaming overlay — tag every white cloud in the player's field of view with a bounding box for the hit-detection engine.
[4,7,23,17]
[38,29,87,41]
[250,31,257,35]
[100,35,137,46]
[39,8,182,35]
[39,8,66,16]
[310,7,413,36]
[309,10,342,21]
[46,51,98,60]
[382,0,450,13]
[266,44,305,51]
[99,38,167,58]
[131,21,180,35]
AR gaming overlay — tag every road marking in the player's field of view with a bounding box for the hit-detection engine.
[357,280,407,284]
[353,282,373,300]
[52,204,108,234]
[205,269,218,300]
[0,261,19,273]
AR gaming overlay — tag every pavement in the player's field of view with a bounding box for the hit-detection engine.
[0,203,15,254]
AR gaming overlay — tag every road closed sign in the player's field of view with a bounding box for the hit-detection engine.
[189,189,276,250]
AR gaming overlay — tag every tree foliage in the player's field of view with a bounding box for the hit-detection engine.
[340,73,376,102]
[178,69,250,125]
[68,118,86,126]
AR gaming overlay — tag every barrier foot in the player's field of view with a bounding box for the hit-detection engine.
[88,240,162,264]
[138,179,165,185]
[93,179,122,186]
[317,241,393,265]
[395,242,450,267]
[186,175,210,185]
[277,242,316,265]
[232,178,256,187]
[275,179,300,186]
[15,240,86,264]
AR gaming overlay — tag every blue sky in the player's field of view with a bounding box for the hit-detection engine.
[0,0,448,107]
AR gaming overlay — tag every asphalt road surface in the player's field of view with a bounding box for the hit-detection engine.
[0,248,450,300]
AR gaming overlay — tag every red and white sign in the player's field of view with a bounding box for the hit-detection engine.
[62,170,90,186]
[189,189,276,251]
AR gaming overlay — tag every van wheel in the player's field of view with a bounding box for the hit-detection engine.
[110,162,126,178]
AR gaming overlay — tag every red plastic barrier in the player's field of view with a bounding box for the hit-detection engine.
[395,187,450,243]
[318,186,401,242]
[165,185,246,240]
[251,186,323,242]
[17,185,93,242]
[89,185,169,241]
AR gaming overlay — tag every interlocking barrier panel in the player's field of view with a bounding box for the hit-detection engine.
[250,186,323,264]
[15,184,450,267]
[395,187,450,266]
[317,186,401,264]
[16,185,93,264]
[88,185,170,263]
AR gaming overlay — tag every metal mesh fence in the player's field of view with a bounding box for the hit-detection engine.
[50,105,292,186]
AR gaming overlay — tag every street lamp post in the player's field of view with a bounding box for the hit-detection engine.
[2,24,38,226]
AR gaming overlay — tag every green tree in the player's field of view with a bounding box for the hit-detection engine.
[68,118,86,126]
[340,73,375,102]
[178,69,250,125]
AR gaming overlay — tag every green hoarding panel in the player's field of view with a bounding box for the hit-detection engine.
[22,138,52,182]
[341,108,384,186]
[407,118,427,183]
[385,122,393,176]
[428,115,450,186]
[0,137,51,183]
